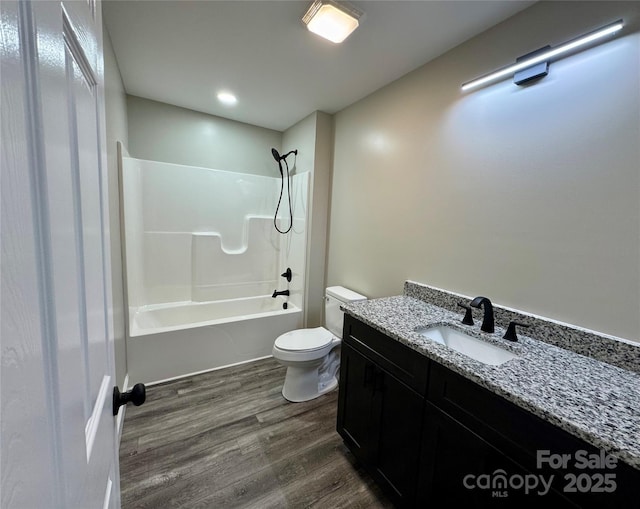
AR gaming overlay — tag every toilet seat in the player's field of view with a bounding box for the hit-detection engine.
[275,326,334,352]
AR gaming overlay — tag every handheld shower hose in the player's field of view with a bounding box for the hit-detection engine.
[271,148,297,234]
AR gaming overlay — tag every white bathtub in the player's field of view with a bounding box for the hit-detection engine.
[127,296,303,384]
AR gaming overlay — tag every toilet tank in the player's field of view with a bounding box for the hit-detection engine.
[325,286,367,339]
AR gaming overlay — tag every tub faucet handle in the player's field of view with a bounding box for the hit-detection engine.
[281,268,292,282]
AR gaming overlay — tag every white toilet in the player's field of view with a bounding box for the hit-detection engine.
[272,286,367,402]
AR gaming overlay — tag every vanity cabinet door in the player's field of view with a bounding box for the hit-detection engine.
[337,342,424,507]
[417,402,571,508]
[336,342,378,464]
[426,362,638,508]
[372,368,423,507]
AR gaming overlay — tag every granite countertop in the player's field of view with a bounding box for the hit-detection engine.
[342,295,640,470]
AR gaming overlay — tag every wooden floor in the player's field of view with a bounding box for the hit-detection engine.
[119,358,393,508]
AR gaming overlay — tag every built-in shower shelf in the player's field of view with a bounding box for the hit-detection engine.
[192,215,276,254]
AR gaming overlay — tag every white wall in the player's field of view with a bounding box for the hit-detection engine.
[283,112,334,327]
[103,23,128,387]
[127,95,281,176]
[328,1,640,342]
[121,157,309,311]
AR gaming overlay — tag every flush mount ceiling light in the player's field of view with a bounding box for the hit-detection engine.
[302,0,363,44]
[461,19,624,92]
[217,91,237,105]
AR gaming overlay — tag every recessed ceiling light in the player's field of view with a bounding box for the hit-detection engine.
[217,91,237,105]
[302,0,363,44]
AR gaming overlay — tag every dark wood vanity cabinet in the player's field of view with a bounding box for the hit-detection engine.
[337,315,639,508]
[417,401,543,507]
[337,317,429,507]
[418,364,582,507]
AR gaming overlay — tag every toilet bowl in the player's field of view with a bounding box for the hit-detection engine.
[273,327,340,402]
[272,286,366,402]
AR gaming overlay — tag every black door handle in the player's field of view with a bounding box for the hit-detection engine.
[113,383,146,415]
[374,369,385,393]
[364,364,375,388]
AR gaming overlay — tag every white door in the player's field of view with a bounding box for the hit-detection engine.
[1,0,120,508]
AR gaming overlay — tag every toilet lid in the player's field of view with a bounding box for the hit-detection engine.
[275,327,334,352]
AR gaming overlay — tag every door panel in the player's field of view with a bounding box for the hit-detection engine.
[62,1,117,505]
[1,2,59,505]
[64,10,107,426]
[1,0,118,507]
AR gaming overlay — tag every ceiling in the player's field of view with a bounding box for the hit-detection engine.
[103,1,535,132]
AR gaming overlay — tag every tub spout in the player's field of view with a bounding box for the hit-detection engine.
[272,289,290,298]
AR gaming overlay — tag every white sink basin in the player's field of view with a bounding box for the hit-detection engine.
[417,325,519,366]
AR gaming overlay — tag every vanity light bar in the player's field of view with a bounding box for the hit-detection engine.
[461,19,624,92]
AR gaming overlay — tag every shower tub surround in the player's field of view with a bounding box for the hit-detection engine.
[341,281,640,469]
[121,157,308,383]
[127,297,302,384]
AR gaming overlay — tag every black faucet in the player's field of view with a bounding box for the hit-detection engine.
[470,296,494,333]
[272,289,290,298]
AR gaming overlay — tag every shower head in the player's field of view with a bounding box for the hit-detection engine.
[272,148,283,176]
[271,148,298,162]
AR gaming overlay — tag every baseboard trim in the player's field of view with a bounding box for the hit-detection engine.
[145,355,274,387]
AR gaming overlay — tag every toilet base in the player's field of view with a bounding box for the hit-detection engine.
[274,341,342,403]
[281,367,338,402]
